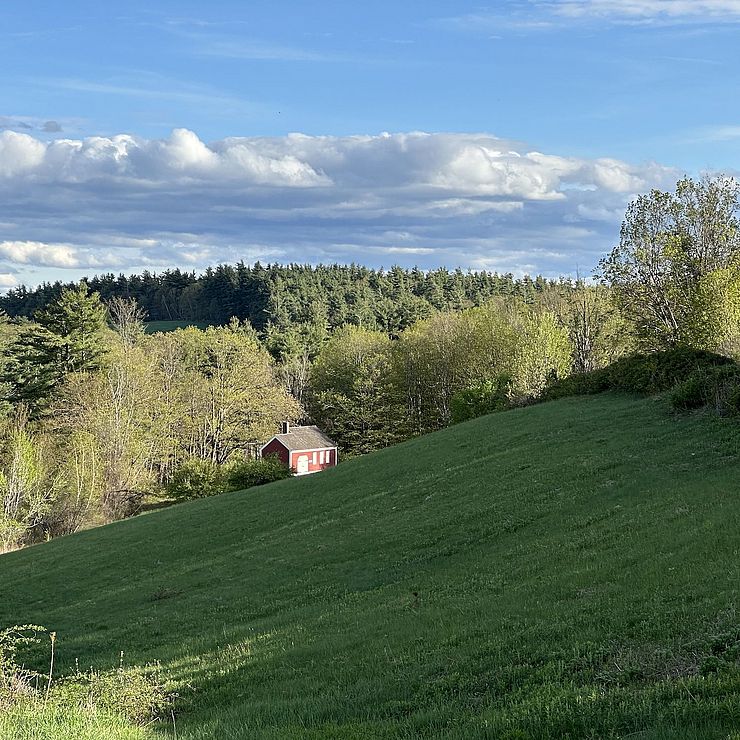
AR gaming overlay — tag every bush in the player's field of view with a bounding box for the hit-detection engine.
[167,455,291,501]
[53,663,171,725]
[606,348,732,394]
[225,456,291,491]
[670,365,740,415]
[1,624,46,707]
[541,367,611,401]
[543,348,734,402]
[1,624,171,727]
[669,372,710,411]
[451,375,512,423]
[166,459,227,500]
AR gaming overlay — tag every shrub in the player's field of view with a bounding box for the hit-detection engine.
[670,365,740,415]
[1,624,172,727]
[53,662,171,725]
[608,348,731,394]
[451,375,512,423]
[167,455,291,501]
[669,372,710,411]
[544,348,733,402]
[541,367,611,401]
[225,455,291,491]
[166,459,227,500]
[0,624,46,707]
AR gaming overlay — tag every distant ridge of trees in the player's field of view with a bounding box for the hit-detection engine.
[0,263,570,337]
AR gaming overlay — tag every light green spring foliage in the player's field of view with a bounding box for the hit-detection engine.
[686,266,740,355]
[150,322,301,464]
[509,310,572,402]
[0,312,305,543]
[308,305,521,451]
[56,430,102,534]
[1,395,740,738]
[393,302,518,434]
[309,326,403,454]
[310,301,576,450]
[601,175,740,350]
[0,415,56,552]
[57,341,163,521]
[53,322,301,521]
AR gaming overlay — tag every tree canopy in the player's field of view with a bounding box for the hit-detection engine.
[600,176,740,350]
[4,284,108,410]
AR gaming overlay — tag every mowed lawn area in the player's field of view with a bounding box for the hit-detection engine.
[1,394,739,739]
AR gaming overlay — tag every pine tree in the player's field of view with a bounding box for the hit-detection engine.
[5,284,108,410]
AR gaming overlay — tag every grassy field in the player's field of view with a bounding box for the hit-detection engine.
[144,320,211,334]
[1,393,740,739]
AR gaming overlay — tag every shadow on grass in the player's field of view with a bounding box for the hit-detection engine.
[137,499,180,515]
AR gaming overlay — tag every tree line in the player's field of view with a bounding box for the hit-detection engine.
[0,263,570,339]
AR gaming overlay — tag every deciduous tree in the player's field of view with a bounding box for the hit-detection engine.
[600,176,740,349]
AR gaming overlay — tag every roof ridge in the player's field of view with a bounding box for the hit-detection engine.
[269,425,336,451]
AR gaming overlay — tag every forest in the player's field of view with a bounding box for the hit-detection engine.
[1,175,739,552]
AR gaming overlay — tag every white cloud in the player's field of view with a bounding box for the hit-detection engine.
[0,240,78,268]
[0,241,122,269]
[549,0,740,19]
[0,132,45,177]
[438,0,740,31]
[0,128,329,187]
[0,129,678,281]
[696,125,740,142]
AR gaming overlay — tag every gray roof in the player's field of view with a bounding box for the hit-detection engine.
[271,425,336,451]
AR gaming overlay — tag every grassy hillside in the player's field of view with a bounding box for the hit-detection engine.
[1,394,740,739]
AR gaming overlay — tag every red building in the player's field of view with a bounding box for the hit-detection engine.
[260,422,338,475]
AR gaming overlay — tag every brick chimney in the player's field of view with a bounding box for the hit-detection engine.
[280,421,291,435]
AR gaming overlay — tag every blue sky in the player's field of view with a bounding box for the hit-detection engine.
[1,0,739,287]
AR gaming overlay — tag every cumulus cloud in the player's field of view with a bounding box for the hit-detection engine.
[0,129,678,282]
[0,128,329,186]
[0,132,45,177]
[0,241,123,269]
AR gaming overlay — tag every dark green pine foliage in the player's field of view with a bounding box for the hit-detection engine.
[0,264,571,360]
[5,283,108,409]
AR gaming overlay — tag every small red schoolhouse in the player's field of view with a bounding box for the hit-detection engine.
[260,422,338,475]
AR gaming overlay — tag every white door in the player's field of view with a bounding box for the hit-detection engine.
[296,454,309,475]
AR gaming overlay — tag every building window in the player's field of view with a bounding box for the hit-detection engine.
[319,450,325,464]
[312,451,317,464]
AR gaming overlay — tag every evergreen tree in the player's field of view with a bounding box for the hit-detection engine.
[5,284,108,409]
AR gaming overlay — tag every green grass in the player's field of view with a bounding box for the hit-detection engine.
[0,704,151,740]
[2,394,740,739]
[143,320,211,334]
